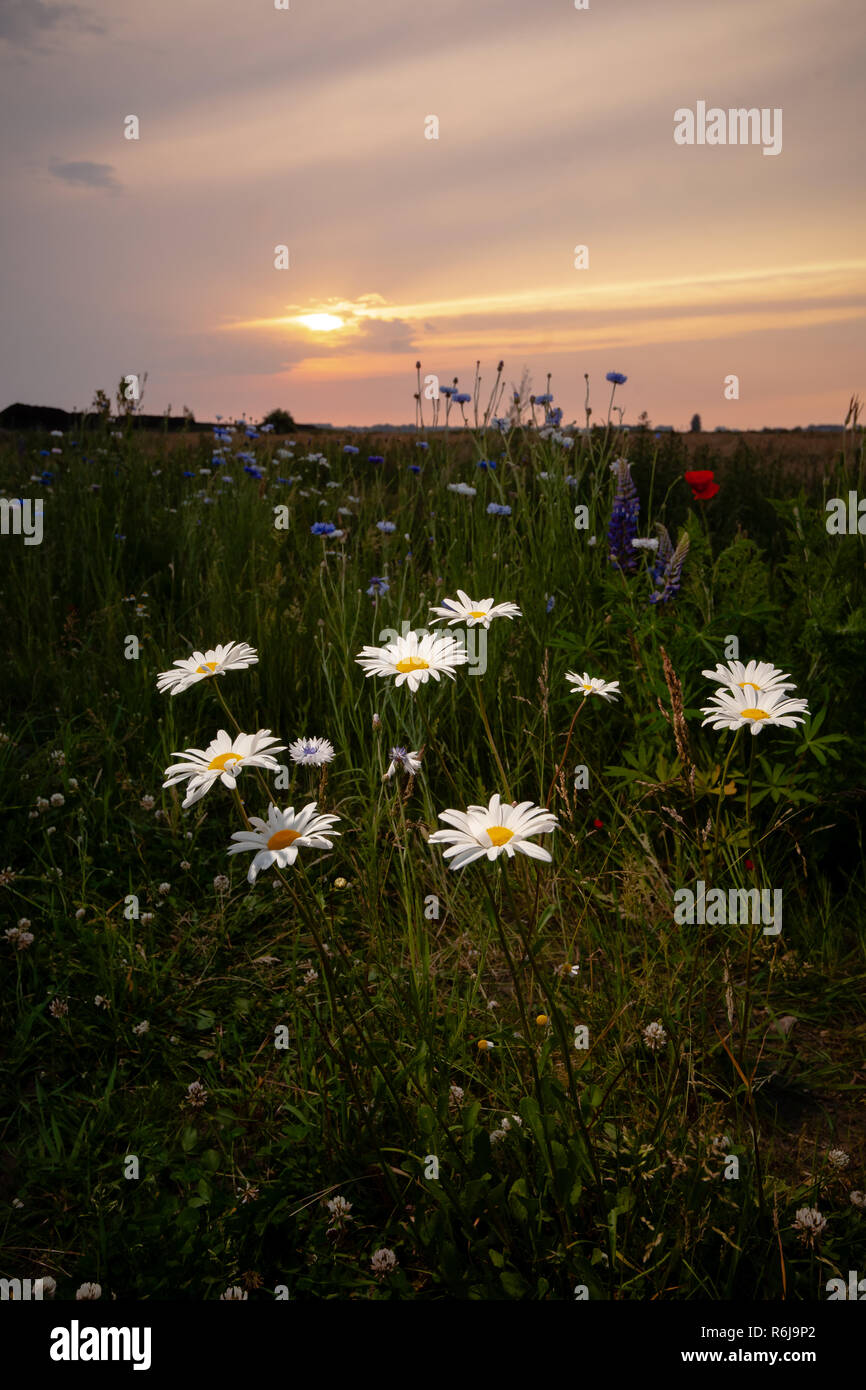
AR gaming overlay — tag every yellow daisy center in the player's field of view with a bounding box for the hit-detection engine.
[395,657,430,673]
[468,610,487,618]
[737,681,761,691]
[208,752,241,772]
[740,707,769,721]
[486,825,514,847]
[267,828,302,850]
[196,661,220,674]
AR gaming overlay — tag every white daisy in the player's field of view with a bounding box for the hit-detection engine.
[428,589,522,629]
[447,482,477,496]
[428,793,558,870]
[355,630,468,693]
[227,802,341,882]
[384,747,423,779]
[701,659,797,696]
[156,641,258,696]
[289,736,335,767]
[700,686,810,736]
[565,671,621,702]
[162,729,285,808]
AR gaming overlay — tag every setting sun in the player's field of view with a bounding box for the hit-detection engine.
[296,313,344,332]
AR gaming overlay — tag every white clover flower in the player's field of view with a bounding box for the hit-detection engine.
[793,1207,827,1245]
[827,1149,850,1169]
[642,1020,668,1051]
[220,1286,248,1300]
[370,1248,398,1274]
[133,1020,150,1035]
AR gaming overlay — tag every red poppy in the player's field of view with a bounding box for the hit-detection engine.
[593,818,604,829]
[745,858,754,870]
[684,469,719,500]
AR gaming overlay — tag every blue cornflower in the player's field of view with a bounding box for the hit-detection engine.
[311,521,337,536]
[236,451,256,464]
[477,459,496,470]
[366,575,390,597]
[546,595,555,613]
[608,459,640,572]
[606,371,627,385]
[377,520,396,533]
[182,470,195,478]
[453,393,471,405]
[416,441,428,449]
[408,464,421,473]
[243,464,264,479]
[368,454,384,463]
[440,386,455,398]
[545,407,563,428]
[487,502,512,516]
[343,445,360,455]
[535,393,553,405]
[39,449,50,457]
[41,471,54,484]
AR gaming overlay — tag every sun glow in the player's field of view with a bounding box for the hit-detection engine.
[296,313,345,332]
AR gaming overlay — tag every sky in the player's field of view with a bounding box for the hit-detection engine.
[1,0,864,429]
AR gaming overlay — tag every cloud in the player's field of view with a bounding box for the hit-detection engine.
[0,0,102,47]
[49,160,121,192]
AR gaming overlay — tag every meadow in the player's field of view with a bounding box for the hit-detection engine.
[1,384,864,1301]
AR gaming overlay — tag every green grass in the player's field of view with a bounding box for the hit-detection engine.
[0,415,864,1300]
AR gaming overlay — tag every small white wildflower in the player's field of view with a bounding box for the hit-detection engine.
[133,1020,150,1035]
[76,1282,102,1300]
[370,1248,398,1274]
[185,1081,208,1108]
[642,1020,667,1051]
[827,1148,850,1170]
[50,792,65,807]
[793,1207,827,1245]
[220,1286,248,1300]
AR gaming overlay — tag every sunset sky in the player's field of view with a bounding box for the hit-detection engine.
[1,0,864,428]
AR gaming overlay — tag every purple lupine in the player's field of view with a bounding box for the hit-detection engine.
[649,531,690,605]
[608,459,640,572]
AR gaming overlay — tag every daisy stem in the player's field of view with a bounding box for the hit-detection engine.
[546,697,587,810]
[416,698,461,799]
[712,733,739,874]
[212,680,244,736]
[475,680,512,799]
[501,866,604,1195]
[745,733,757,829]
[231,786,253,832]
